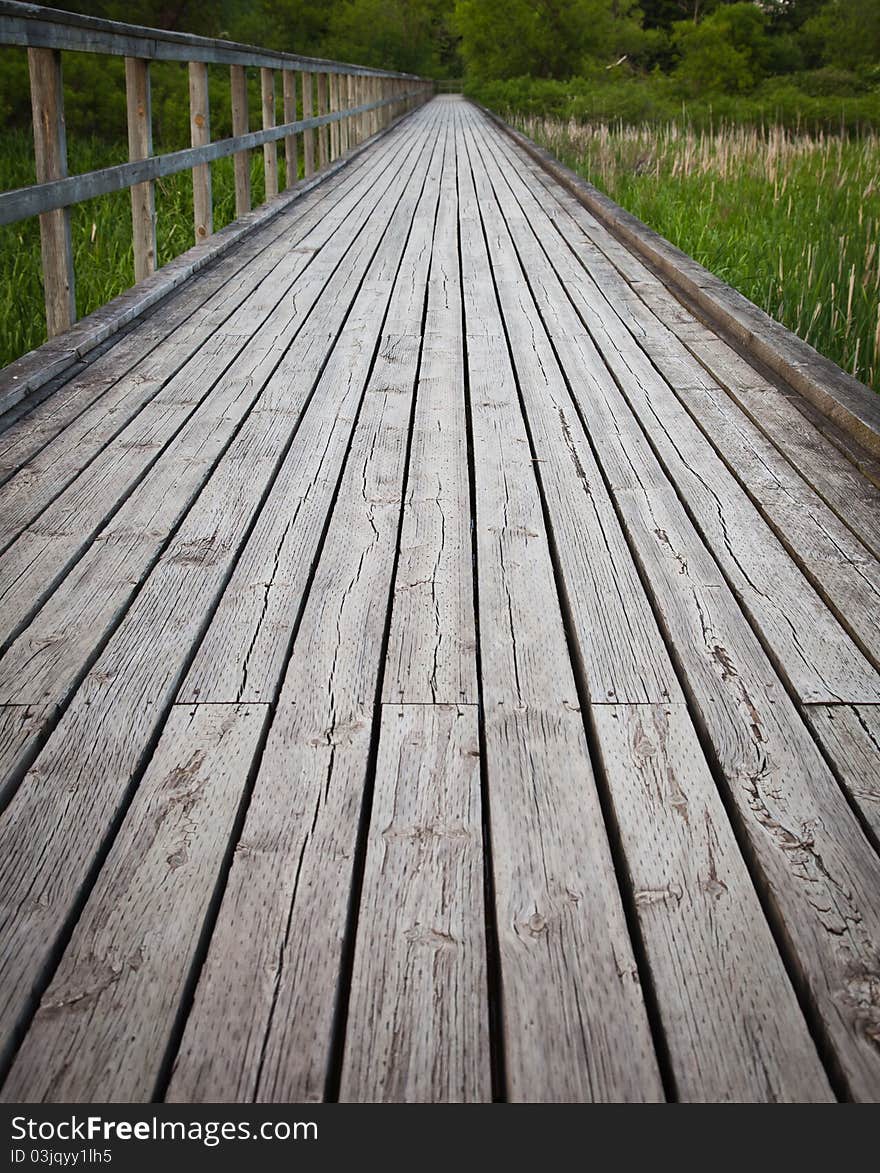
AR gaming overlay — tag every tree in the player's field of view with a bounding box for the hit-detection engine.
[801,0,880,70]
[454,0,646,79]
[673,1,770,92]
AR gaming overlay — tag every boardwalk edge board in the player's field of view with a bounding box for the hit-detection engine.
[0,103,421,420]
[477,104,880,460]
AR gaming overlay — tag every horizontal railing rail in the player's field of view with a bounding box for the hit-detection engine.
[0,1,433,340]
[0,91,426,225]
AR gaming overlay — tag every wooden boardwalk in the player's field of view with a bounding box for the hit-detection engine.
[0,95,879,1103]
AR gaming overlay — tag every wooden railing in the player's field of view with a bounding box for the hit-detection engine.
[0,1,433,338]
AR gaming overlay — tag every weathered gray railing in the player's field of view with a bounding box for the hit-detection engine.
[0,1,433,338]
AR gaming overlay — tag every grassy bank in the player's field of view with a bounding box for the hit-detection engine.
[504,113,880,390]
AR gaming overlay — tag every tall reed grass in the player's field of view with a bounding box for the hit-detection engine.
[516,115,880,390]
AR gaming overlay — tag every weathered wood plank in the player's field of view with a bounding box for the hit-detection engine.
[124,57,156,284]
[456,110,662,1101]
[1,703,268,1103]
[467,103,880,1101]
[0,109,424,493]
[487,131,880,673]
[180,118,444,705]
[0,116,432,658]
[593,703,832,1101]
[230,64,251,217]
[0,706,51,807]
[0,117,442,1070]
[168,118,448,1104]
[28,46,75,336]
[458,109,676,708]
[503,132,880,559]
[339,704,489,1103]
[806,704,880,845]
[458,110,831,1101]
[382,122,476,707]
[188,62,212,243]
[329,73,340,162]
[472,111,880,708]
[0,115,438,810]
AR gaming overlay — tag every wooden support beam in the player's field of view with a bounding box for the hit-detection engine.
[260,67,278,200]
[27,46,75,336]
[329,73,339,162]
[301,72,314,177]
[188,61,212,242]
[339,73,348,155]
[282,69,298,188]
[230,64,250,218]
[316,72,329,169]
[346,74,355,148]
[124,56,156,284]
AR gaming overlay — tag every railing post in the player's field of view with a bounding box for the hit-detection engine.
[188,61,212,242]
[230,63,250,218]
[260,67,278,199]
[339,74,348,156]
[329,73,339,162]
[356,75,365,144]
[346,73,354,151]
[125,57,156,284]
[302,72,315,178]
[316,73,329,169]
[27,46,75,337]
[282,69,298,188]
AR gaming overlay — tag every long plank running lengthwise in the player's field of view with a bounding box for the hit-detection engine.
[0,97,878,1104]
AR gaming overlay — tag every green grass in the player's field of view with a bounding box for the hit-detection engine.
[0,130,292,367]
[510,114,880,390]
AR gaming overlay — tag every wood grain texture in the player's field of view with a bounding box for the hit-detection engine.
[382,120,477,707]
[460,108,831,1103]
[168,117,448,1103]
[339,704,489,1103]
[457,109,662,1102]
[28,46,75,335]
[282,69,298,189]
[1,703,268,1103]
[0,705,50,806]
[806,703,880,844]
[0,112,440,1072]
[5,97,880,1104]
[0,111,423,517]
[260,68,278,201]
[316,73,329,169]
[0,114,431,683]
[301,71,315,177]
[230,64,251,217]
[124,57,156,284]
[180,115,444,705]
[188,62,212,243]
[592,703,831,1102]
[468,103,880,1100]
[487,129,880,677]
[470,110,880,708]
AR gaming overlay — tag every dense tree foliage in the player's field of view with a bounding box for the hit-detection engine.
[0,0,877,139]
